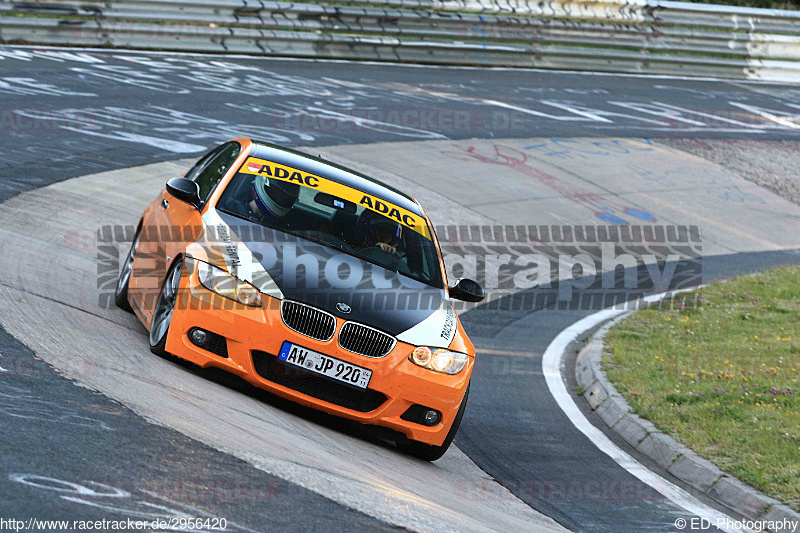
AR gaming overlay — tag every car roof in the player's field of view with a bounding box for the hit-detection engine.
[250,141,425,216]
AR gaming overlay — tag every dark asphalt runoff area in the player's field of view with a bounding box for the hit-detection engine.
[1,45,800,531]
[0,328,399,532]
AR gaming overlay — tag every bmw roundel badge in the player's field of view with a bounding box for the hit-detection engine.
[336,302,351,313]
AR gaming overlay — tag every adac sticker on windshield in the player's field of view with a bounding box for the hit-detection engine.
[240,157,432,240]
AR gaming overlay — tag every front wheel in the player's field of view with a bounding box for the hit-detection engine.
[396,385,469,461]
[114,229,141,312]
[149,260,183,357]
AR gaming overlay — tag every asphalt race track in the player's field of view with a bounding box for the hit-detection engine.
[4,46,800,202]
[1,46,800,532]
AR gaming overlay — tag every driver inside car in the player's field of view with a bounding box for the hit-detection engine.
[358,213,403,268]
[251,175,301,222]
[223,174,301,223]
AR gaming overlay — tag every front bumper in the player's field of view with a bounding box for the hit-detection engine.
[164,259,472,446]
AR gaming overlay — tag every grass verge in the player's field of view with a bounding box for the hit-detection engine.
[604,266,799,511]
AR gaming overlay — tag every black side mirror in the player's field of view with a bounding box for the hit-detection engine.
[165,177,201,209]
[449,278,485,303]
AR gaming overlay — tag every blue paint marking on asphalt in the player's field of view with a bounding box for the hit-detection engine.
[597,213,629,225]
[625,208,657,222]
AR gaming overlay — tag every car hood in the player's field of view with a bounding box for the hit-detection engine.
[195,210,454,343]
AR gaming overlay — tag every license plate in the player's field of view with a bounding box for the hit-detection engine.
[278,341,372,389]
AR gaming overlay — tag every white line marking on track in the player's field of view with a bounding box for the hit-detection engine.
[478,99,587,121]
[729,102,800,129]
[58,128,207,153]
[542,292,750,533]
[304,106,448,139]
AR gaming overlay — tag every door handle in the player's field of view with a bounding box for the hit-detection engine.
[161,198,169,208]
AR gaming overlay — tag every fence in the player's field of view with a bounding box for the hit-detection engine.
[1,0,799,80]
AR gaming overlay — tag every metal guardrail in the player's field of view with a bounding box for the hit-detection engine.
[1,0,799,81]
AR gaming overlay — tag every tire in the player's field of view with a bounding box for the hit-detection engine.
[149,259,183,357]
[114,229,141,312]
[396,384,469,462]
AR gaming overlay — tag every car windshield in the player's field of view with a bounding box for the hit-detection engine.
[216,159,443,288]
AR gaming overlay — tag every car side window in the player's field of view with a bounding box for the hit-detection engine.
[189,142,242,202]
[184,146,221,183]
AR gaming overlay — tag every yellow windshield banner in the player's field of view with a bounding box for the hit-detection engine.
[240,157,432,240]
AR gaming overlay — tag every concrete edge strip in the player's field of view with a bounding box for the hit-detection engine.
[543,292,754,533]
[574,312,800,532]
[0,156,566,533]
[8,44,800,85]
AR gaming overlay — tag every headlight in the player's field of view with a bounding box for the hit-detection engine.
[409,347,468,375]
[197,261,262,307]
